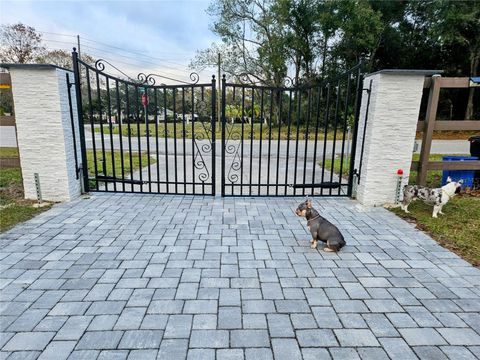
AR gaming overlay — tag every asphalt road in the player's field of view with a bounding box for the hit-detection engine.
[0,125,473,155]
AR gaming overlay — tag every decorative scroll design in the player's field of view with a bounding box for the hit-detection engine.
[234,73,296,88]
[94,59,136,82]
[192,115,214,183]
[137,72,200,86]
[224,121,242,184]
[93,59,200,86]
[283,76,295,87]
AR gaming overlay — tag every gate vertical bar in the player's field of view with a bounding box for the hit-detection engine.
[275,90,283,196]
[284,90,293,194]
[211,76,216,196]
[347,61,364,197]
[85,68,99,190]
[311,86,323,196]
[145,87,152,193]
[266,90,273,196]
[135,85,143,192]
[154,88,160,193]
[115,80,126,192]
[240,87,245,195]
[257,89,264,195]
[221,76,226,197]
[163,88,169,193]
[95,71,107,190]
[191,86,196,195]
[293,89,301,195]
[181,87,187,193]
[320,84,332,195]
[125,85,134,192]
[249,87,254,196]
[302,88,313,196]
[329,79,341,195]
[106,77,117,192]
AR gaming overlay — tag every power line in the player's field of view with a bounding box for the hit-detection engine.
[38,30,192,61]
[42,37,189,70]
[42,45,194,82]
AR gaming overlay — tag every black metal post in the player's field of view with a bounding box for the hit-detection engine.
[66,73,79,180]
[347,61,365,197]
[71,48,89,192]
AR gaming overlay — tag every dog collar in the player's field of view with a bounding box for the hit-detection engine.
[307,215,320,225]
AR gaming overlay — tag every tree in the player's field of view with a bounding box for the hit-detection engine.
[191,0,288,86]
[429,0,480,119]
[0,23,45,63]
[36,49,95,70]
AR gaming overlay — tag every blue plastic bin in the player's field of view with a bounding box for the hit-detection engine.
[441,156,478,187]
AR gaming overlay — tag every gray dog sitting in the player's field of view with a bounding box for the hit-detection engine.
[295,199,346,252]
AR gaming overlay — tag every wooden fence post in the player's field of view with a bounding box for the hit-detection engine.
[417,75,441,185]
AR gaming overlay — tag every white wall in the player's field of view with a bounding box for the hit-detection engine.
[354,71,430,206]
[9,65,82,202]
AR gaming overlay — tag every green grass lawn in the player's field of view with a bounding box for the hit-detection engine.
[320,155,351,179]
[86,150,154,177]
[0,148,155,232]
[322,153,469,188]
[94,122,344,141]
[323,152,479,265]
[390,197,480,266]
[0,147,19,157]
[0,162,52,233]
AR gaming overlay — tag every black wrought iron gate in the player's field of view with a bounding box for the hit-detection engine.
[221,63,364,197]
[72,49,217,195]
[71,48,364,197]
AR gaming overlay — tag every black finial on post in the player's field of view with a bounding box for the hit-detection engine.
[73,47,77,53]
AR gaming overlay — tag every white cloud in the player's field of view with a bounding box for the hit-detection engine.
[0,0,220,82]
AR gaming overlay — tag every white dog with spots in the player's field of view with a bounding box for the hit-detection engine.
[400,177,463,218]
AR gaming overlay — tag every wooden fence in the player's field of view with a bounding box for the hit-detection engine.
[412,76,480,185]
[0,72,20,168]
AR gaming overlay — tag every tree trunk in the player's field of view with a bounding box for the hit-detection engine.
[465,52,479,120]
[321,37,328,80]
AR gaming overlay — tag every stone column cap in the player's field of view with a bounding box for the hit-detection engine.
[1,63,72,72]
[366,69,443,77]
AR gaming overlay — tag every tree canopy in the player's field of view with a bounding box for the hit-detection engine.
[191,0,479,118]
[0,23,94,69]
[193,0,479,80]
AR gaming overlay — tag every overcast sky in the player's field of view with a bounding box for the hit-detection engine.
[0,0,219,82]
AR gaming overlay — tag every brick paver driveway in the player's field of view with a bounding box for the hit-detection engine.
[1,194,480,360]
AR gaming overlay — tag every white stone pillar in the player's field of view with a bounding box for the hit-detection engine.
[354,70,441,206]
[7,64,82,202]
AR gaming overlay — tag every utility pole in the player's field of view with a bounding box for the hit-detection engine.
[217,52,221,123]
[77,35,81,59]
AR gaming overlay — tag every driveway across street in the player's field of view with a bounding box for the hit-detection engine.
[1,194,479,359]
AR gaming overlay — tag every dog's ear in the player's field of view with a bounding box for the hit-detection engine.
[446,176,452,183]
[305,199,312,208]
[458,179,464,185]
